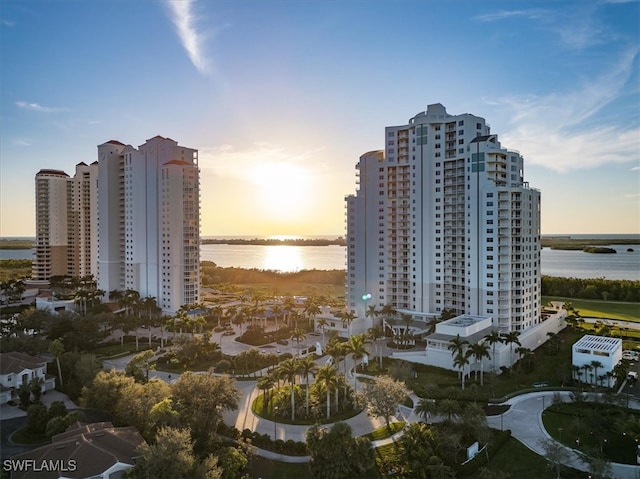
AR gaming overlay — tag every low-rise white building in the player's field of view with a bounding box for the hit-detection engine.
[0,352,55,404]
[572,335,622,388]
[392,303,567,374]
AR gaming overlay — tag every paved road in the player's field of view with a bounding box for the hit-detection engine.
[487,391,640,479]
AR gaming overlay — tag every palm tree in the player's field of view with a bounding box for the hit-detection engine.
[277,358,301,421]
[341,310,357,337]
[367,326,384,368]
[447,335,468,378]
[415,397,438,423]
[365,304,379,327]
[469,342,491,386]
[291,328,306,356]
[581,364,593,384]
[501,331,521,367]
[299,355,317,416]
[379,303,396,322]
[303,297,321,329]
[453,352,470,390]
[590,360,604,386]
[515,346,531,369]
[438,398,462,421]
[317,317,329,346]
[483,330,504,372]
[49,339,65,387]
[282,296,296,326]
[270,304,284,329]
[571,364,581,382]
[142,296,160,346]
[315,364,338,419]
[211,305,224,327]
[257,376,274,415]
[345,333,369,395]
[325,339,345,369]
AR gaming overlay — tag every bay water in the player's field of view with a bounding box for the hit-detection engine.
[2,243,638,280]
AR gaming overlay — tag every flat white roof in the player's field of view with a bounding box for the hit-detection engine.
[573,335,621,353]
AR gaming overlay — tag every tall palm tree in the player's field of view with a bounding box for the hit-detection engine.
[257,376,274,415]
[345,333,369,395]
[303,297,321,330]
[501,331,521,367]
[341,310,357,337]
[483,330,504,372]
[590,360,604,386]
[277,358,301,420]
[448,335,468,363]
[469,342,491,386]
[365,304,379,328]
[367,326,384,368]
[315,364,338,419]
[270,304,284,330]
[49,339,65,387]
[291,328,306,356]
[299,355,317,416]
[453,352,470,390]
[317,317,329,346]
[282,296,296,327]
[211,305,223,327]
[325,339,344,369]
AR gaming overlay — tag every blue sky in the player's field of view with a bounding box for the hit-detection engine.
[1,0,638,237]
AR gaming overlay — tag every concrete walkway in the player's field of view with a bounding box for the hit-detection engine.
[487,391,640,479]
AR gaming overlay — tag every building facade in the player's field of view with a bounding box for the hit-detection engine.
[97,136,201,313]
[33,163,99,281]
[346,104,541,334]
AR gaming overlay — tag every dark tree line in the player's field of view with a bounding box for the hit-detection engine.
[201,261,345,286]
[541,275,640,302]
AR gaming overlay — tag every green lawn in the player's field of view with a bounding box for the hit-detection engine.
[464,437,585,479]
[401,327,588,401]
[363,421,405,441]
[249,456,309,479]
[542,296,640,322]
[90,341,158,357]
[542,402,640,464]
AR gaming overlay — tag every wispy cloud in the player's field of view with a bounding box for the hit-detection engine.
[494,47,640,173]
[164,0,210,75]
[474,9,549,23]
[474,4,613,51]
[631,166,640,171]
[13,138,32,147]
[16,101,67,113]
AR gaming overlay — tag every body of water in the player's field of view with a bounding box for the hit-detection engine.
[2,243,638,280]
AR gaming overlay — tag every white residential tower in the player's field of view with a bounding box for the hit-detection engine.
[346,104,541,334]
[97,136,201,313]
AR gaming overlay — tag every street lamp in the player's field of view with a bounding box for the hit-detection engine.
[274,406,278,440]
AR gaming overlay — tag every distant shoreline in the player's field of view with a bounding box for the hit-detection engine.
[2,235,639,250]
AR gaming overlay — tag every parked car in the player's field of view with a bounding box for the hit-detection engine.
[277,339,288,345]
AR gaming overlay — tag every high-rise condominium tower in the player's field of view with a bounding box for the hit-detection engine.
[97,136,200,313]
[346,104,541,333]
[33,163,98,280]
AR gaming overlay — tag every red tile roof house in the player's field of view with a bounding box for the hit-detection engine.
[0,352,56,404]
[7,422,146,479]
